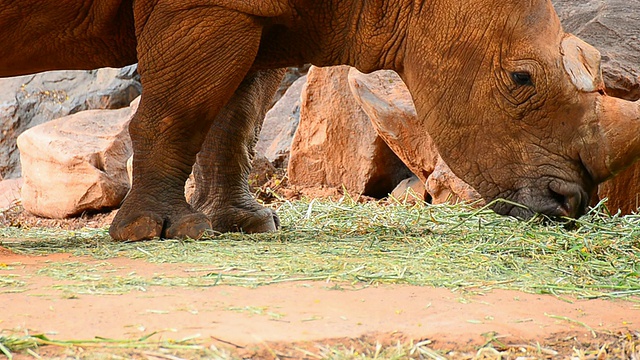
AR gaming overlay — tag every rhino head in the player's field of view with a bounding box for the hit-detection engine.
[392,0,640,219]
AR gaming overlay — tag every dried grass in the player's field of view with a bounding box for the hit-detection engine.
[2,198,638,299]
[2,197,640,358]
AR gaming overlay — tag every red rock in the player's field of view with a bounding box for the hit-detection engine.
[0,66,141,180]
[390,175,426,202]
[0,178,23,210]
[288,66,412,198]
[17,100,136,218]
[348,68,481,205]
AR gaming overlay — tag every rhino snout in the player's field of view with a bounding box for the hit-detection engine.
[547,180,589,219]
[491,179,590,220]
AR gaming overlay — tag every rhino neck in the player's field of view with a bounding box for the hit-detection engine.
[338,0,415,73]
[396,0,516,132]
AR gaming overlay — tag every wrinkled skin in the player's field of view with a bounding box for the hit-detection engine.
[1,0,639,240]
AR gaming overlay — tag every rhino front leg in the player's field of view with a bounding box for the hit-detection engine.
[109,5,264,241]
[190,69,286,234]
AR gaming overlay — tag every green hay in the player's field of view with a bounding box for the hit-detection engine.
[1,198,639,299]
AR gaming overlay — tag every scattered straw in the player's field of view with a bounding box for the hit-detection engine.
[0,198,639,299]
[1,329,639,359]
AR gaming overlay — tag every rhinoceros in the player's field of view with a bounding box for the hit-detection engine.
[2,0,639,241]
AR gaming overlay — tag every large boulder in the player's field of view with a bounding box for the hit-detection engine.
[348,68,481,205]
[288,66,413,198]
[17,98,138,219]
[0,66,141,180]
[553,0,640,214]
[348,69,438,181]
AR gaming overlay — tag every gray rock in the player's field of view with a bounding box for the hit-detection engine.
[257,75,306,168]
[553,0,640,100]
[0,67,141,179]
[270,65,311,107]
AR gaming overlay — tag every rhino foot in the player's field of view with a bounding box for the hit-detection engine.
[165,213,213,240]
[109,211,164,242]
[110,209,212,241]
[205,205,280,234]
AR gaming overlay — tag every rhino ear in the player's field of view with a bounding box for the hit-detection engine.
[561,34,604,93]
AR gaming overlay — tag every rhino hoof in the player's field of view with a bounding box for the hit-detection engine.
[165,213,212,240]
[243,209,279,233]
[109,211,164,242]
[209,207,280,234]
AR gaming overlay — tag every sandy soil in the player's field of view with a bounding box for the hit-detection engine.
[1,198,639,358]
[1,247,639,359]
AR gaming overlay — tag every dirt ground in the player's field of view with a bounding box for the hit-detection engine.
[1,204,639,359]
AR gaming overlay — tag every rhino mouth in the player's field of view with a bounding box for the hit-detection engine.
[492,179,591,220]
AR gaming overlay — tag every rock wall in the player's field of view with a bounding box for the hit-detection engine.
[256,75,305,168]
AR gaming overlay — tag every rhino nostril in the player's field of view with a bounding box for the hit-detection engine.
[548,181,585,218]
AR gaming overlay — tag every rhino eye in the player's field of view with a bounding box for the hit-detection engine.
[511,71,533,86]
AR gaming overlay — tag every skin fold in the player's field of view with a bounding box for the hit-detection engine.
[1,0,639,241]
